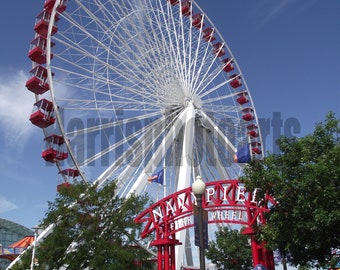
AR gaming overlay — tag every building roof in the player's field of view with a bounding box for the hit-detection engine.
[0,218,33,237]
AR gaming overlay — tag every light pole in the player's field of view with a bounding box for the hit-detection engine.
[192,175,206,270]
[30,227,39,270]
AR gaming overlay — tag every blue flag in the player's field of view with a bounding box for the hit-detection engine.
[147,169,164,185]
[234,144,251,163]
[193,206,209,249]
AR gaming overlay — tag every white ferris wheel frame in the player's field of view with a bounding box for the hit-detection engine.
[16,0,265,269]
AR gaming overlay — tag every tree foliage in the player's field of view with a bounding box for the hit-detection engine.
[206,226,253,270]
[12,181,153,270]
[243,112,340,268]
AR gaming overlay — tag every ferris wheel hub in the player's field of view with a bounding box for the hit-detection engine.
[192,93,202,109]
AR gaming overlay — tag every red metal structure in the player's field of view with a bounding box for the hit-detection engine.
[229,74,242,88]
[247,124,259,138]
[135,179,276,270]
[212,42,226,57]
[25,65,50,95]
[29,98,55,128]
[57,168,79,192]
[42,134,68,163]
[181,0,191,16]
[192,14,205,29]
[28,36,54,64]
[222,58,234,73]
[202,27,215,42]
[236,91,249,105]
[44,0,68,13]
[242,107,255,121]
[34,10,59,38]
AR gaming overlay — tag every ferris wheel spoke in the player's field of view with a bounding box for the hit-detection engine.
[52,59,158,104]
[95,127,155,187]
[199,75,237,99]
[56,100,159,112]
[55,78,167,112]
[158,3,186,82]
[190,44,218,90]
[192,64,223,96]
[107,5,188,91]
[200,111,237,154]
[77,114,166,168]
[174,3,189,87]
[94,109,180,188]
[185,16,220,91]
[203,92,239,104]
[164,3,189,83]
[194,125,235,179]
[205,135,234,178]
[124,106,191,197]
[64,110,161,137]
[54,28,166,102]
[129,3,198,100]
[203,105,241,114]
[116,120,182,187]
[53,60,162,106]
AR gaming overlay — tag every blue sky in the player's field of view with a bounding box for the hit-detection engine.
[0,0,339,238]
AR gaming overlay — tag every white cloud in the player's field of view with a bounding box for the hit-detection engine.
[0,70,36,148]
[252,0,305,30]
[0,195,18,213]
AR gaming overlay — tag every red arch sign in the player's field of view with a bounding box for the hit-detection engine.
[135,179,276,270]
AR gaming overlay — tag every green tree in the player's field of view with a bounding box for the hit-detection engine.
[206,226,253,270]
[12,181,153,270]
[243,112,340,269]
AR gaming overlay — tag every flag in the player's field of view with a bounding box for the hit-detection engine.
[147,169,164,185]
[233,144,251,163]
[193,205,208,249]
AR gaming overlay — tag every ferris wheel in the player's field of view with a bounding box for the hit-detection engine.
[25,0,263,267]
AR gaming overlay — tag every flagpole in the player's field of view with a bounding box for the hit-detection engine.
[163,160,166,198]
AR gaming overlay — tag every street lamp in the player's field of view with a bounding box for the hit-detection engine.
[192,175,206,270]
[30,227,40,270]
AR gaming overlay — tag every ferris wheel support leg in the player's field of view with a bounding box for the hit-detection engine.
[200,111,237,154]
[175,102,195,269]
[205,132,230,178]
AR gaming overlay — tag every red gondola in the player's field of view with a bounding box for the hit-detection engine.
[42,134,68,163]
[44,0,68,13]
[246,124,259,138]
[213,42,225,57]
[181,0,191,16]
[25,65,50,95]
[236,91,249,105]
[229,74,242,88]
[202,27,215,42]
[167,0,179,5]
[28,36,54,64]
[57,168,79,191]
[57,182,71,191]
[60,168,79,178]
[251,141,262,154]
[242,108,254,121]
[34,10,58,37]
[192,13,204,29]
[29,99,55,128]
[222,58,234,73]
